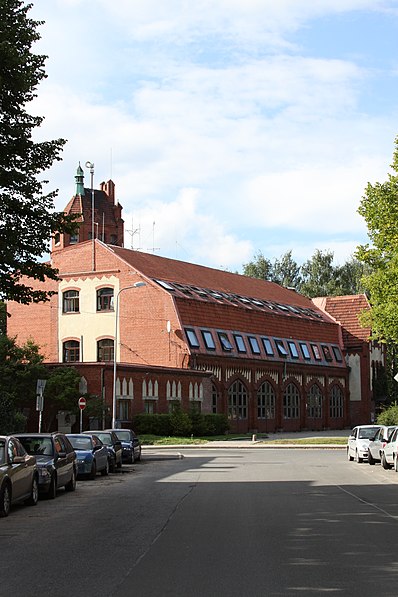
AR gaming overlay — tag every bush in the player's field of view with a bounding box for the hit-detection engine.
[133,414,172,436]
[133,410,229,437]
[377,404,398,426]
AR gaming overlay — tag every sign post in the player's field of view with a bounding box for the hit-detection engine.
[78,397,86,433]
[36,379,47,432]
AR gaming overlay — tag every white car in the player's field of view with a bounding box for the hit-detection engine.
[367,425,397,465]
[347,425,381,463]
[380,426,398,470]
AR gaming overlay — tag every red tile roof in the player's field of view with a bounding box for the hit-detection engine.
[110,246,323,310]
[312,295,371,346]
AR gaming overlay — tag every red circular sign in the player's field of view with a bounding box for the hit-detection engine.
[78,397,86,410]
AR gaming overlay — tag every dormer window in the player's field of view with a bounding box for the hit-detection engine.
[218,332,233,351]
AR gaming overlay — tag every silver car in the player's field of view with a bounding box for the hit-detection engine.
[381,426,398,470]
[0,435,39,517]
[347,425,381,463]
[368,425,397,465]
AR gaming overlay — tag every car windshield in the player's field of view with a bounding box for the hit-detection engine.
[114,431,130,441]
[358,427,380,439]
[68,436,92,451]
[0,440,5,465]
[94,433,112,446]
[19,437,54,456]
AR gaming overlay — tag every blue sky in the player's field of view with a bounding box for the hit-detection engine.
[30,0,398,272]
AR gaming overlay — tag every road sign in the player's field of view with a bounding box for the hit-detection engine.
[36,379,46,395]
[78,397,87,410]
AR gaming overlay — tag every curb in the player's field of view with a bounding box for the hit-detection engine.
[142,443,346,450]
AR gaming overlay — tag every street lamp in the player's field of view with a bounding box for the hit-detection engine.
[112,281,146,428]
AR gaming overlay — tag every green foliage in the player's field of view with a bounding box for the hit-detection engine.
[0,0,78,304]
[0,392,27,434]
[356,136,398,343]
[242,249,368,298]
[243,251,272,280]
[42,366,81,431]
[169,402,192,436]
[133,410,229,437]
[377,404,398,426]
[133,414,172,436]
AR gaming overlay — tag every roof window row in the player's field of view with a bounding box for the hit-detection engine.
[154,279,323,321]
[185,328,343,364]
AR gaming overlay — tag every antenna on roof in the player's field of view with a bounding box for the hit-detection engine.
[147,221,160,253]
[126,217,141,250]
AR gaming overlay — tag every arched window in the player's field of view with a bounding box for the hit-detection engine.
[283,383,300,419]
[307,384,322,418]
[97,288,114,311]
[228,380,247,420]
[257,381,275,419]
[212,383,218,414]
[97,339,114,362]
[63,290,79,313]
[63,340,80,363]
[330,385,344,418]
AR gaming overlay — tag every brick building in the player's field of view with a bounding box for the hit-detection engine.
[6,170,381,433]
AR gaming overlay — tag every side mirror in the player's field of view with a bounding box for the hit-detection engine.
[56,451,67,459]
[11,455,25,464]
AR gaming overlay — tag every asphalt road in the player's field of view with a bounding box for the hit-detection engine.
[1,448,398,597]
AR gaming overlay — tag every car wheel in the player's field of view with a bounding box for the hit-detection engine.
[65,468,77,492]
[89,462,97,480]
[381,453,390,470]
[130,451,135,465]
[0,482,11,517]
[347,448,353,462]
[368,451,375,465]
[101,459,109,476]
[394,455,398,473]
[355,450,363,463]
[26,476,39,506]
[116,457,122,470]
[47,474,57,499]
[136,448,141,462]
[109,456,116,473]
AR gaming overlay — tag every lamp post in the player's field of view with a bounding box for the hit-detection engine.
[112,281,146,428]
[85,161,95,270]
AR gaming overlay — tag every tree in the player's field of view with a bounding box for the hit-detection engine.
[356,135,398,343]
[337,256,370,296]
[242,251,272,280]
[42,367,82,431]
[0,0,77,305]
[270,251,302,289]
[300,249,342,298]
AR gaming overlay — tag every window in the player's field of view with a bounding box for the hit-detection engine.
[218,332,233,351]
[275,339,288,357]
[69,233,79,244]
[330,386,344,418]
[261,338,274,356]
[202,330,216,350]
[311,344,322,360]
[257,382,275,419]
[287,341,299,358]
[63,290,79,313]
[228,381,247,419]
[186,329,200,348]
[322,345,333,362]
[54,233,60,245]
[145,401,155,414]
[118,400,130,421]
[212,384,218,414]
[307,385,322,418]
[248,336,261,354]
[299,342,311,359]
[283,384,300,419]
[332,346,343,362]
[110,234,117,245]
[97,288,114,311]
[97,339,114,362]
[233,334,247,353]
[63,340,80,363]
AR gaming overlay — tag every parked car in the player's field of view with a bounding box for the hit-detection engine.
[367,425,397,465]
[105,429,141,464]
[380,426,398,470]
[15,433,77,498]
[347,425,381,463]
[83,431,122,472]
[0,435,39,517]
[66,434,109,479]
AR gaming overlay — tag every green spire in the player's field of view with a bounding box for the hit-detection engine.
[75,162,85,195]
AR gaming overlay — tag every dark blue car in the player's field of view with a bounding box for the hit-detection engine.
[66,434,109,479]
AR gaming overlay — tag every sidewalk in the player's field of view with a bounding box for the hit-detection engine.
[142,429,350,450]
